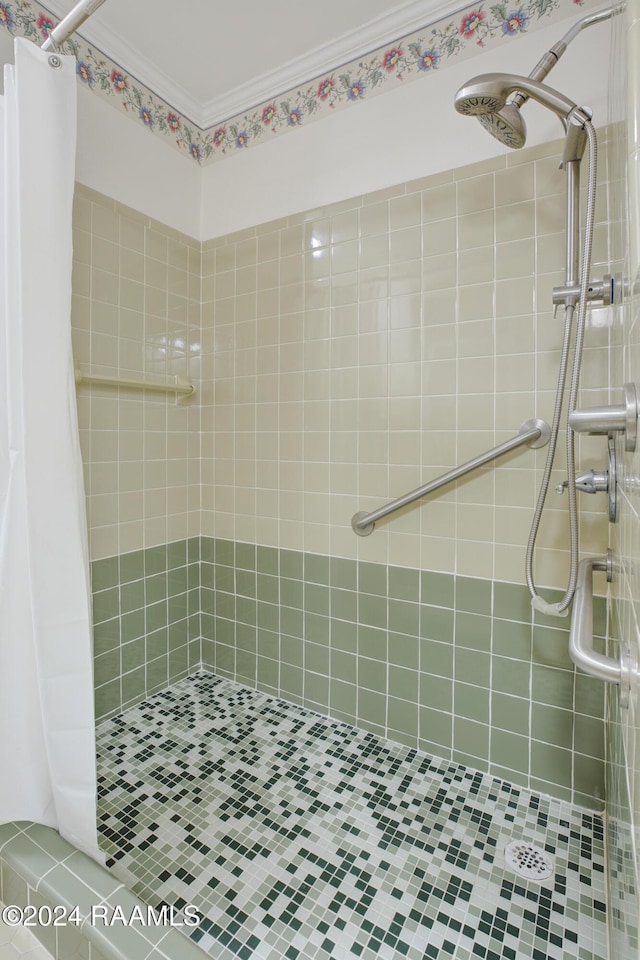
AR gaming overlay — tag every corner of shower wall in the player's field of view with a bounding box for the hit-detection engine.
[603,3,640,958]
[72,184,206,721]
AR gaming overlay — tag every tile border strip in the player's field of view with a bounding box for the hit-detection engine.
[0,0,601,164]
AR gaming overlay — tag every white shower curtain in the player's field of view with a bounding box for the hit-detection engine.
[0,39,101,862]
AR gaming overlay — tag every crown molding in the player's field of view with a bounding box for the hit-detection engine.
[197,0,466,127]
[42,0,466,129]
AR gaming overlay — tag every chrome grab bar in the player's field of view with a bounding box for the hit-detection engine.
[569,552,621,682]
[351,418,551,537]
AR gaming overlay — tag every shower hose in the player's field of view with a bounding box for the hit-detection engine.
[525,116,598,617]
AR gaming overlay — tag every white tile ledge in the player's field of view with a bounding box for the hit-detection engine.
[0,822,205,960]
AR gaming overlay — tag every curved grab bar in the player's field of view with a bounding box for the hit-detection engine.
[568,552,621,682]
[352,418,550,537]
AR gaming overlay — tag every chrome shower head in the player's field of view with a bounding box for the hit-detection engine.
[478,102,527,149]
[454,73,577,122]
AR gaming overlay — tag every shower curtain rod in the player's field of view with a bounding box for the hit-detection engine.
[42,0,109,52]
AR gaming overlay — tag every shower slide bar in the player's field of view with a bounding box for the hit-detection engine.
[351,418,550,537]
[74,368,196,404]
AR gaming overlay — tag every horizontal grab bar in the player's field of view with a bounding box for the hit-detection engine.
[568,552,623,682]
[75,368,196,404]
[351,418,550,537]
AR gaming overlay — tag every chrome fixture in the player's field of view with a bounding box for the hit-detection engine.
[556,437,618,522]
[351,419,550,537]
[454,6,618,149]
[569,551,636,703]
[454,8,616,617]
[41,0,109,52]
[569,382,639,451]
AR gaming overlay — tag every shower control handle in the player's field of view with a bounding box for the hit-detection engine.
[569,383,639,452]
[556,468,609,495]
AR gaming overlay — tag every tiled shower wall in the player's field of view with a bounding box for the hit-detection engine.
[605,1,640,956]
[77,134,616,808]
[71,187,203,717]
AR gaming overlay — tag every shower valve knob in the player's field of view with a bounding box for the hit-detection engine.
[556,468,609,495]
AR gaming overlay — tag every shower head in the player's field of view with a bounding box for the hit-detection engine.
[477,102,527,149]
[454,73,577,122]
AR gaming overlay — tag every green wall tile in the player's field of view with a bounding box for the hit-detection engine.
[421,571,454,608]
[90,540,604,809]
[456,576,491,616]
[490,729,529,775]
[455,611,491,652]
[493,580,531,623]
[531,702,574,749]
[530,741,572,789]
[358,561,386,597]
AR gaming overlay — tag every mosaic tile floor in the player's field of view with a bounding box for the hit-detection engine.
[96,673,608,960]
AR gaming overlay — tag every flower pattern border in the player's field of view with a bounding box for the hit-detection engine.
[2,0,593,164]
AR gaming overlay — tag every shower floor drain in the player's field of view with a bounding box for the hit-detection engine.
[504,840,555,882]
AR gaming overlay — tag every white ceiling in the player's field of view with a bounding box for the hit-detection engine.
[44,0,457,127]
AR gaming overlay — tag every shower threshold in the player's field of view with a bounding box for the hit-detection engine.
[96,673,607,960]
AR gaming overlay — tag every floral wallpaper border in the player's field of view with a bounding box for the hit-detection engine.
[2,0,594,164]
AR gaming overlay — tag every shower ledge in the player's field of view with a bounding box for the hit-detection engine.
[0,821,205,960]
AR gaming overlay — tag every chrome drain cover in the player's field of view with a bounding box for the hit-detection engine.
[504,840,554,882]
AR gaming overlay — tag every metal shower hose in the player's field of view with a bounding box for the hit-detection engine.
[525,117,598,617]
